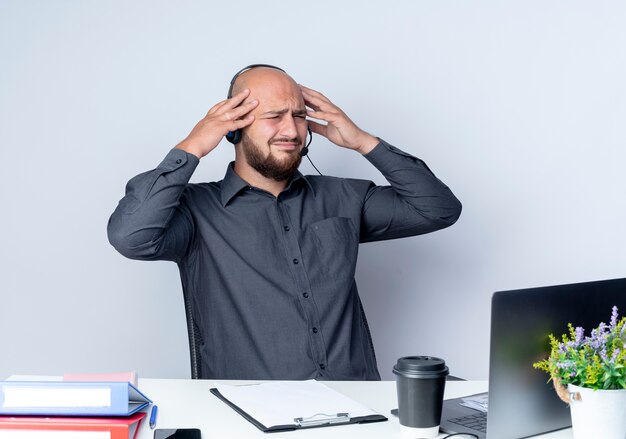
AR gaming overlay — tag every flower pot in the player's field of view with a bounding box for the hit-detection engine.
[567,384,626,439]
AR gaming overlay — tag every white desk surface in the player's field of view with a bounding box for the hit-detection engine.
[137,378,574,439]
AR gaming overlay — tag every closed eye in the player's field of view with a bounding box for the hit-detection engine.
[264,114,306,120]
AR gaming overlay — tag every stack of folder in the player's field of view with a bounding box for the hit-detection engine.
[0,375,151,439]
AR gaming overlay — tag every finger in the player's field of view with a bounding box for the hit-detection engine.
[230,114,255,130]
[304,99,320,111]
[207,99,230,115]
[224,88,251,109]
[299,85,332,104]
[226,99,258,119]
[301,88,329,105]
[302,90,337,113]
[306,109,337,123]
[304,95,336,114]
[220,99,258,122]
[207,89,250,115]
[303,96,322,112]
[307,120,328,137]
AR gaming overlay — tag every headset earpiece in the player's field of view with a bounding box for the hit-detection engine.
[226,130,241,145]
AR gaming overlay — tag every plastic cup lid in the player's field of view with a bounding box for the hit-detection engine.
[392,356,449,378]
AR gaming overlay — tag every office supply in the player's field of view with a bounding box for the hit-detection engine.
[153,428,201,439]
[0,380,152,416]
[210,380,387,432]
[63,372,139,387]
[149,405,158,429]
[393,356,448,438]
[440,277,626,439]
[0,411,145,439]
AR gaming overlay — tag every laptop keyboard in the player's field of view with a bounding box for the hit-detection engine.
[449,412,487,433]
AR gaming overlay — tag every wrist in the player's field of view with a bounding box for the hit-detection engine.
[175,140,204,159]
[355,133,379,155]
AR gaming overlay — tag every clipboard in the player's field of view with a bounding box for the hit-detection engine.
[210,380,387,433]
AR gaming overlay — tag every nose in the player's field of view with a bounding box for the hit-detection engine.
[279,115,299,140]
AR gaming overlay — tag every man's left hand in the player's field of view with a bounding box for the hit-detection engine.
[300,85,379,155]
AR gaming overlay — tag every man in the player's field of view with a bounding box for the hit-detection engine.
[108,65,461,380]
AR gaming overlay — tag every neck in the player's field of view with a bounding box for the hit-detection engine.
[233,159,289,197]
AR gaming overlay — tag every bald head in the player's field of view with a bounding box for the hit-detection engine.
[230,67,302,103]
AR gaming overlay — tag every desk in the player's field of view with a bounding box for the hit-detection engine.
[136,379,574,438]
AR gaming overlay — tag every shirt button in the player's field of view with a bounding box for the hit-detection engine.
[312,327,318,333]
[319,364,326,370]
[293,259,299,265]
[302,292,309,298]
[175,159,182,164]
[284,226,290,231]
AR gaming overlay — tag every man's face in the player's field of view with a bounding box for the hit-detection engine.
[238,71,309,181]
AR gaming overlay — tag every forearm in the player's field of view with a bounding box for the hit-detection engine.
[360,139,462,241]
[107,148,199,260]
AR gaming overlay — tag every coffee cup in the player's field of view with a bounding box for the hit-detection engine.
[393,355,449,438]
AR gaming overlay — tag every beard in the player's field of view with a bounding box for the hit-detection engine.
[240,131,302,182]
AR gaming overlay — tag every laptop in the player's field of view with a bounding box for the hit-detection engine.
[440,277,626,439]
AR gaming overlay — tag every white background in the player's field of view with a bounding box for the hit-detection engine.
[1,0,624,381]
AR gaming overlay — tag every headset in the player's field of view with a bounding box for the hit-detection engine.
[224,64,313,159]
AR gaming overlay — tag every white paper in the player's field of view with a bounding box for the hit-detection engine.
[215,380,380,428]
[3,387,112,408]
[5,376,62,382]
[460,394,489,413]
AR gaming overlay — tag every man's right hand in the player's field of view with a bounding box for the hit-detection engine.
[175,89,258,159]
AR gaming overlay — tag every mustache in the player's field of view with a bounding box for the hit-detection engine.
[270,136,302,145]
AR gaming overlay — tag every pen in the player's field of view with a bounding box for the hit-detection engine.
[149,404,158,429]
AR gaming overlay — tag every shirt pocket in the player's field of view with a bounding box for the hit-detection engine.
[310,217,359,279]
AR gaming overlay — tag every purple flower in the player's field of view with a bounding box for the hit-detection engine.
[612,348,621,361]
[586,335,600,350]
[574,326,584,345]
[556,360,573,370]
[610,306,619,329]
[600,347,608,361]
[587,324,609,351]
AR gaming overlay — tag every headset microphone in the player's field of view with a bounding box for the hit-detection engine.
[300,127,313,157]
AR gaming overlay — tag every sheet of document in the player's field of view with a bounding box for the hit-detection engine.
[6,376,63,381]
[215,380,381,427]
[460,394,488,413]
